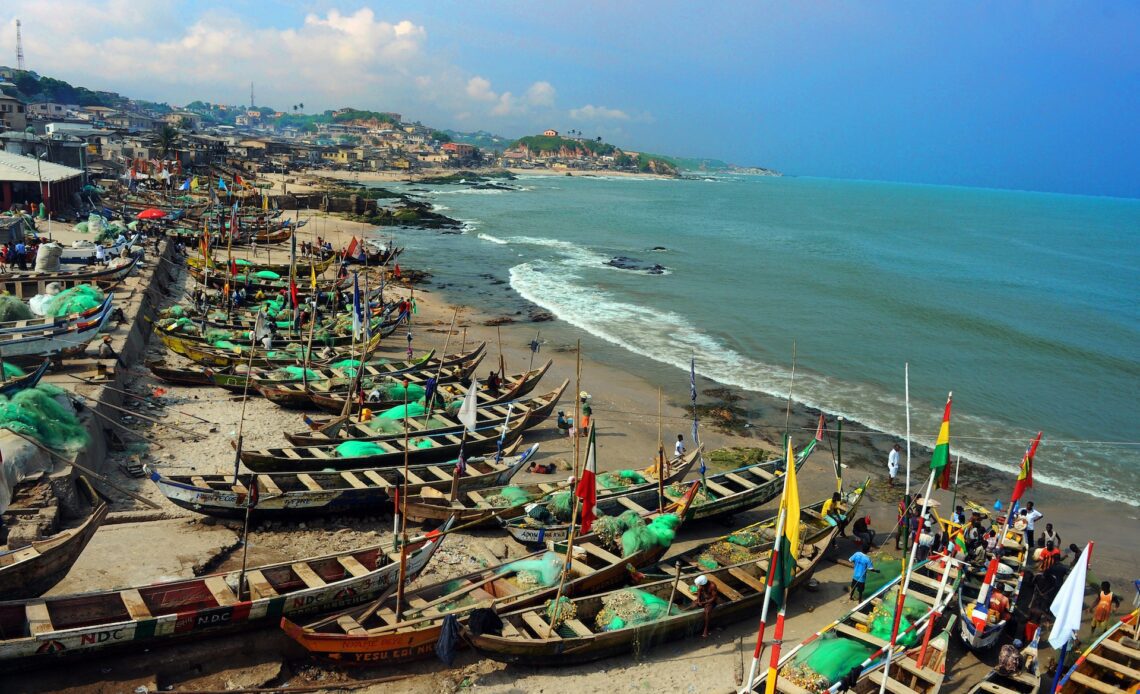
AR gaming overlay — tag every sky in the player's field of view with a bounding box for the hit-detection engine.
[2,1,1138,197]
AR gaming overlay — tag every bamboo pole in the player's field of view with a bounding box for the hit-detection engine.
[423,308,459,417]
[657,387,665,513]
[546,425,586,638]
[231,313,264,482]
[573,339,582,477]
[395,385,411,619]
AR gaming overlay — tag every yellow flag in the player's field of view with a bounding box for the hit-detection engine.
[782,436,800,560]
[310,263,317,290]
[262,192,269,211]
[190,176,199,191]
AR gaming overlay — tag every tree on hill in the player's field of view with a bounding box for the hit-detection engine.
[158,124,179,156]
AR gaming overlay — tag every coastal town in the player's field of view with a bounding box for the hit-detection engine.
[0,28,1134,694]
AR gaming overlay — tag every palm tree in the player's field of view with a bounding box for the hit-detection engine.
[158,124,179,157]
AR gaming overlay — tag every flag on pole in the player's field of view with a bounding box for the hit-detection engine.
[576,425,598,534]
[190,176,199,191]
[1011,431,1043,502]
[345,236,359,261]
[1049,543,1092,650]
[768,437,801,606]
[179,178,190,191]
[229,259,238,277]
[970,556,1000,636]
[930,392,953,490]
[458,376,480,433]
[351,272,363,339]
[235,174,245,187]
[252,307,270,345]
[218,177,228,191]
[262,192,269,211]
[209,185,218,206]
[247,478,259,509]
[310,263,317,290]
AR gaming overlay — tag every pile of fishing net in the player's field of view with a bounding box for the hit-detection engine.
[779,633,875,691]
[620,513,681,557]
[334,441,386,458]
[376,402,427,421]
[544,596,577,629]
[204,328,235,343]
[2,363,26,379]
[254,270,280,280]
[29,282,106,314]
[867,587,929,647]
[664,481,715,503]
[330,358,363,377]
[371,381,425,402]
[484,486,533,508]
[597,469,648,490]
[0,383,88,450]
[591,510,642,551]
[0,295,33,322]
[546,491,574,522]
[159,305,186,318]
[160,317,201,335]
[594,588,680,631]
[271,366,321,381]
[498,551,562,588]
[696,521,813,569]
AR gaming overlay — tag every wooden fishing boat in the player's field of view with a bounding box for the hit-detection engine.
[230,343,483,393]
[255,357,482,408]
[0,359,51,397]
[1055,608,1140,694]
[148,444,538,521]
[306,360,552,415]
[853,616,958,694]
[462,523,837,668]
[0,294,111,335]
[958,523,1030,650]
[240,414,533,474]
[404,447,703,527]
[0,298,114,362]
[158,318,389,361]
[188,264,347,293]
[344,245,403,266]
[285,380,567,446]
[187,253,337,276]
[746,555,964,693]
[501,435,818,545]
[0,479,107,600]
[0,521,451,667]
[279,484,701,666]
[0,259,136,299]
[146,359,216,387]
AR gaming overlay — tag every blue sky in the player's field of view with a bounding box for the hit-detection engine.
[3,1,1137,197]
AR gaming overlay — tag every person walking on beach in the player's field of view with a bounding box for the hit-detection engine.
[848,550,878,602]
[1090,582,1122,636]
[695,575,718,638]
[853,515,876,551]
[674,434,685,459]
[887,444,901,486]
[1024,502,1043,547]
[1041,522,1060,549]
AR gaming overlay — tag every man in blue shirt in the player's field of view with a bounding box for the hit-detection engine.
[848,551,879,602]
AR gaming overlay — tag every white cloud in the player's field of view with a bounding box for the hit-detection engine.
[466,76,498,102]
[526,81,556,107]
[570,104,631,121]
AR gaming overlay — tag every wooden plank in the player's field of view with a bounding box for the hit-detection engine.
[704,480,736,497]
[723,472,757,489]
[1102,638,1140,661]
[1087,653,1140,682]
[246,570,277,599]
[750,467,776,481]
[260,476,283,495]
[282,448,304,460]
[521,611,559,639]
[1068,672,1128,694]
[26,600,54,635]
[580,542,622,565]
[444,434,464,445]
[191,476,208,488]
[616,497,652,515]
[340,471,368,489]
[868,670,917,694]
[427,465,452,481]
[362,470,390,487]
[704,574,744,601]
[727,567,769,593]
[296,473,323,492]
[907,571,945,591]
[405,471,427,485]
[231,481,248,495]
[337,615,368,636]
[120,589,153,620]
[467,490,488,504]
[564,618,594,637]
[835,622,889,647]
[204,576,238,606]
[292,562,328,589]
[337,555,371,578]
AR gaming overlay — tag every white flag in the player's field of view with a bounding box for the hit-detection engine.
[252,308,270,343]
[458,377,479,433]
[1048,542,1091,650]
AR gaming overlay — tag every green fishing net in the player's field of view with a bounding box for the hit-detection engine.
[276,366,321,380]
[254,270,280,280]
[378,402,426,419]
[620,513,681,557]
[380,383,425,401]
[548,491,574,521]
[234,258,253,266]
[0,384,88,450]
[595,588,681,631]
[161,305,185,318]
[544,596,577,629]
[2,363,26,378]
[334,441,386,458]
[42,285,105,317]
[864,557,903,595]
[591,510,638,551]
[598,469,648,490]
[204,328,233,343]
[868,587,929,647]
[780,634,875,690]
[498,551,563,587]
[485,486,533,508]
[0,295,33,322]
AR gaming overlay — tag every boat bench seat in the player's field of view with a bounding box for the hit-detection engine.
[1068,671,1128,694]
[340,472,368,489]
[580,542,622,565]
[296,474,323,492]
[703,480,736,497]
[1102,638,1140,661]
[705,574,743,601]
[291,562,327,589]
[563,618,593,637]
[121,589,153,620]
[25,600,53,636]
[520,611,557,639]
[337,555,371,578]
[975,682,1022,694]
[836,622,889,647]
[246,570,277,600]
[727,567,768,593]
[1087,653,1140,682]
[337,615,368,635]
[774,678,815,694]
[723,472,756,488]
[204,576,238,606]
[868,670,916,694]
[260,476,283,495]
[616,497,651,515]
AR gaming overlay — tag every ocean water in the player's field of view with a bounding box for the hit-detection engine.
[369,174,1140,505]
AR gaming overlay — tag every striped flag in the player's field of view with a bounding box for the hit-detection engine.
[768,436,801,607]
[970,556,999,636]
[930,392,953,490]
[1010,431,1043,502]
[575,425,598,534]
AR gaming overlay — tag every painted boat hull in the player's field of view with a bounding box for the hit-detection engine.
[0,497,107,599]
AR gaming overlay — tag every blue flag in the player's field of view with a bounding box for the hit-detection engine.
[179,178,190,191]
[351,272,362,339]
[218,177,228,191]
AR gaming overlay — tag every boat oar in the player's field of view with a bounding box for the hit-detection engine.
[664,560,683,614]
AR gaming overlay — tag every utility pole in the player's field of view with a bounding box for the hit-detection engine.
[16,20,25,71]
[250,82,255,109]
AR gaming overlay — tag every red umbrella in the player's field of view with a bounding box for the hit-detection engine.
[137,208,167,220]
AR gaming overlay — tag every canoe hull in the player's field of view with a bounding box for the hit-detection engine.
[0,501,107,599]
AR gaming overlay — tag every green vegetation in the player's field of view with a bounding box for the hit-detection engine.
[430,130,452,143]
[444,129,511,152]
[332,108,399,125]
[669,156,734,171]
[6,70,122,107]
[513,135,618,156]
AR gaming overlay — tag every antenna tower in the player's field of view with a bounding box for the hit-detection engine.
[16,20,25,71]
[250,82,254,109]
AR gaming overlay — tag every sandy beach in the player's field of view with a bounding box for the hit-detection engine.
[17,203,1135,694]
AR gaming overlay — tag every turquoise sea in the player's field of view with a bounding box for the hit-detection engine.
[366,174,1140,505]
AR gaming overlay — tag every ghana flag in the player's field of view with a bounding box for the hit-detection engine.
[1010,431,1043,502]
[768,436,801,606]
[931,392,953,490]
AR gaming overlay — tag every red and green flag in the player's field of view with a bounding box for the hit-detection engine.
[1010,431,1043,502]
[931,393,953,490]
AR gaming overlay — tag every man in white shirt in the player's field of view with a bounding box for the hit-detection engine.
[674,434,685,459]
[1024,501,1043,548]
[887,444,901,486]
[94,244,106,265]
